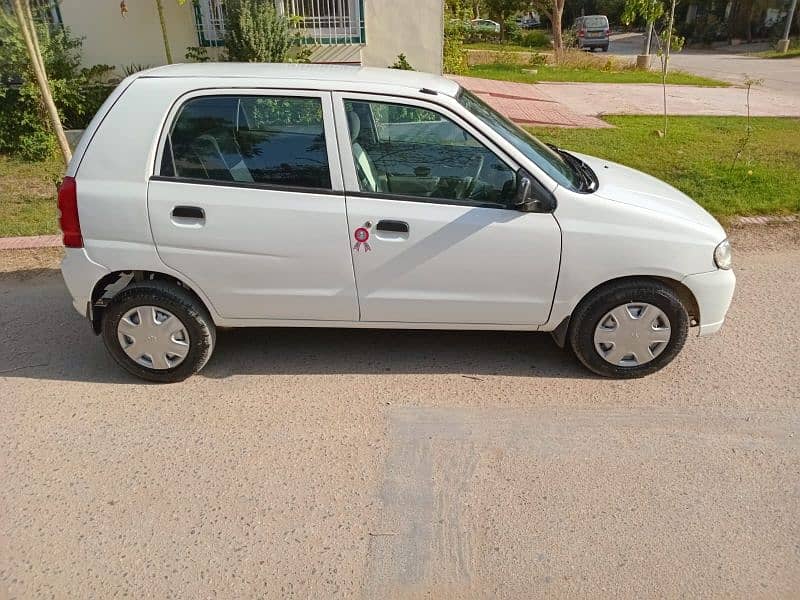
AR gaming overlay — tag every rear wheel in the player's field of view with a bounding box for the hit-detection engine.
[101,281,216,382]
[568,280,689,378]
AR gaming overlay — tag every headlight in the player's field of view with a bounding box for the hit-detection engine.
[714,239,732,270]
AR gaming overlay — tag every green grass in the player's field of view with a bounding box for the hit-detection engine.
[467,62,729,86]
[754,47,800,58]
[529,116,800,217]
[0,154,63,237]
[465,42,549,52]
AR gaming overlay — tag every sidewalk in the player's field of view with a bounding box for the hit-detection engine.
[453,76,800,126]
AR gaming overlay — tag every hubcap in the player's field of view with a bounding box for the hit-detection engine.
[116,305,190,370]
[593,303,671,367]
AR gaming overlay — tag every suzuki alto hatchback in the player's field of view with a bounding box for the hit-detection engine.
[59,64,735,382]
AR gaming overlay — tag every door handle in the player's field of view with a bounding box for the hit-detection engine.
[376,220,409,233]
[172,206,205,220]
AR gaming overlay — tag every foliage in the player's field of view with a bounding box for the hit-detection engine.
[224,0,293,62]
[443,3,469,75]
[481,0,528,39]
[389,53,414,70]
[511,29,551,47]
[530,116,800,216]
[0,10,113,160]
[184,46,211,62]
[121,63,152,77]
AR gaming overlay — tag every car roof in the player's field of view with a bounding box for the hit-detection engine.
[137,63,461,97]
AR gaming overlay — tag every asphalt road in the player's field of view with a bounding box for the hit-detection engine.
[1,225,799,598]
[609,32,800,93]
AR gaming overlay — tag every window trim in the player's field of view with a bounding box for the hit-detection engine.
[331,92,522,210]
[149,175,345,197]
[153,88,344,193]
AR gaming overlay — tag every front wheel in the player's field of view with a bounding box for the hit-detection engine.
[101,281,216,382]
[568,280,689,378]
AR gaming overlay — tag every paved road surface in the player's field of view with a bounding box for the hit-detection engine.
[2,225,799,598]
[609,32,800,93]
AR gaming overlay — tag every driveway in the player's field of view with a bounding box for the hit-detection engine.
[2,225,799,598]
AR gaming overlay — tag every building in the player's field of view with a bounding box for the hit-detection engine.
[51,0,444,74]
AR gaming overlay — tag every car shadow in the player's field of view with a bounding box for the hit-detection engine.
[0,270,592,384]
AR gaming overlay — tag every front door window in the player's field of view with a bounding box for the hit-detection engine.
[343,99,517,208]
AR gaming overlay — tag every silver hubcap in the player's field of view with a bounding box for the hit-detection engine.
[593,303,671,367]
[117,305,190,370]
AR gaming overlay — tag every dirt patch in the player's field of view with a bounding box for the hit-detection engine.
[0,247,63,277]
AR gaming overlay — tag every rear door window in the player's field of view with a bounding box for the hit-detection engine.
[161,95,331,190]
[583,16,608,28]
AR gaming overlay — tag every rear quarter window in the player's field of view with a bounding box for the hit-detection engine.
[161,95,331,190]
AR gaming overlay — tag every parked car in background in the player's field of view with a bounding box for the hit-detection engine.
[59,64,734,382]
[573,15,611,51]
[516,13,541,28]
[470,19,501,33]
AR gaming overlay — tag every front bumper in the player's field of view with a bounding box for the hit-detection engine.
[60,247,109,318]
[681,268,736,336]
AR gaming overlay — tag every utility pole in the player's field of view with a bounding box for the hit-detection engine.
[777,0,798,53]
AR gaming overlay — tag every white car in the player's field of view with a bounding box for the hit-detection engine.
[59,64,734,382]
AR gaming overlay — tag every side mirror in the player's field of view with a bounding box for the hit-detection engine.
[513,169,556,213]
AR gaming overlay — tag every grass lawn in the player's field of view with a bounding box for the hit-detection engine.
[754,48,800,58]
[467,62,729,86]
[465,42,549,52]
[0,154,63,237]
[529,116,800,217]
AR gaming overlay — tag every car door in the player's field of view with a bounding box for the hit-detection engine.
[148,89,358,321]
[332,93,561,326]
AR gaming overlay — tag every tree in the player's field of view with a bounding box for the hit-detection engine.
[622,0,664,61]
[224,0,293,62]
[9,0,71,164]
[531,0,568,50]
[482,0,528,40]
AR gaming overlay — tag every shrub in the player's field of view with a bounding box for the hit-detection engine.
[0,11,114,160]
[513,30,550,48]
[224,0,292,62]
[184,46,211,62]
[389,53,414,70]
[443,18,468,74]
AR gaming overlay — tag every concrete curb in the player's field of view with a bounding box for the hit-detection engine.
[0,235,62,250]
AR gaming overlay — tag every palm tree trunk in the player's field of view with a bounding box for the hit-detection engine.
[12,0,71,164]
[155,0,173,63]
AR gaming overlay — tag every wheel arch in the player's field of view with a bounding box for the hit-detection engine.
[89,270,214,334]
[550,275,700,348]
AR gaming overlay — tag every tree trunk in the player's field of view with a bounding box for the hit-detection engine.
[643,20,654,54]
[155,0,173,63]
[662,0,677,136]
[12,0,71,164]
[552,1,564,51]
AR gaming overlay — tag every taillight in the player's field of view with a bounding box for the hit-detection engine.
[604,28,610,36]
[578,28,585,37]
[57,176,83,248]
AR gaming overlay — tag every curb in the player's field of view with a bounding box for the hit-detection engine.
[0,235,62,250]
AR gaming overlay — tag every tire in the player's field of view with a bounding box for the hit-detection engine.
[101,280,216,382]
[601,45,609,52]
[568,279,689,378]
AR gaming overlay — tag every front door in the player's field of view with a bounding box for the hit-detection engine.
[148,90,358,321]
[333,94,561,325]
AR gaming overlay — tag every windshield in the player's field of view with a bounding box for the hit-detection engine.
[457,89,581,191]
[583,15,609,28]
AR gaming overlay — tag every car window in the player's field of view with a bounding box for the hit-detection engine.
[583,15,608,28]
[343,99,517,208]
[161,95,331,190]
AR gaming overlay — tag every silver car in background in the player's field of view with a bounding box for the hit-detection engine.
[574,15,610,51]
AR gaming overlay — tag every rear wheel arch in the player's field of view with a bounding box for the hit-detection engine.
[90,270,214,334]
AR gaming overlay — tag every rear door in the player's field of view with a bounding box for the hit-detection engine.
[148,89,358,321]
[333,93,561,326]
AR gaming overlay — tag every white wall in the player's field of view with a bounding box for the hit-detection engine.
[60,0,444,75]
[59,0,200,70]
[360,0,444,74]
